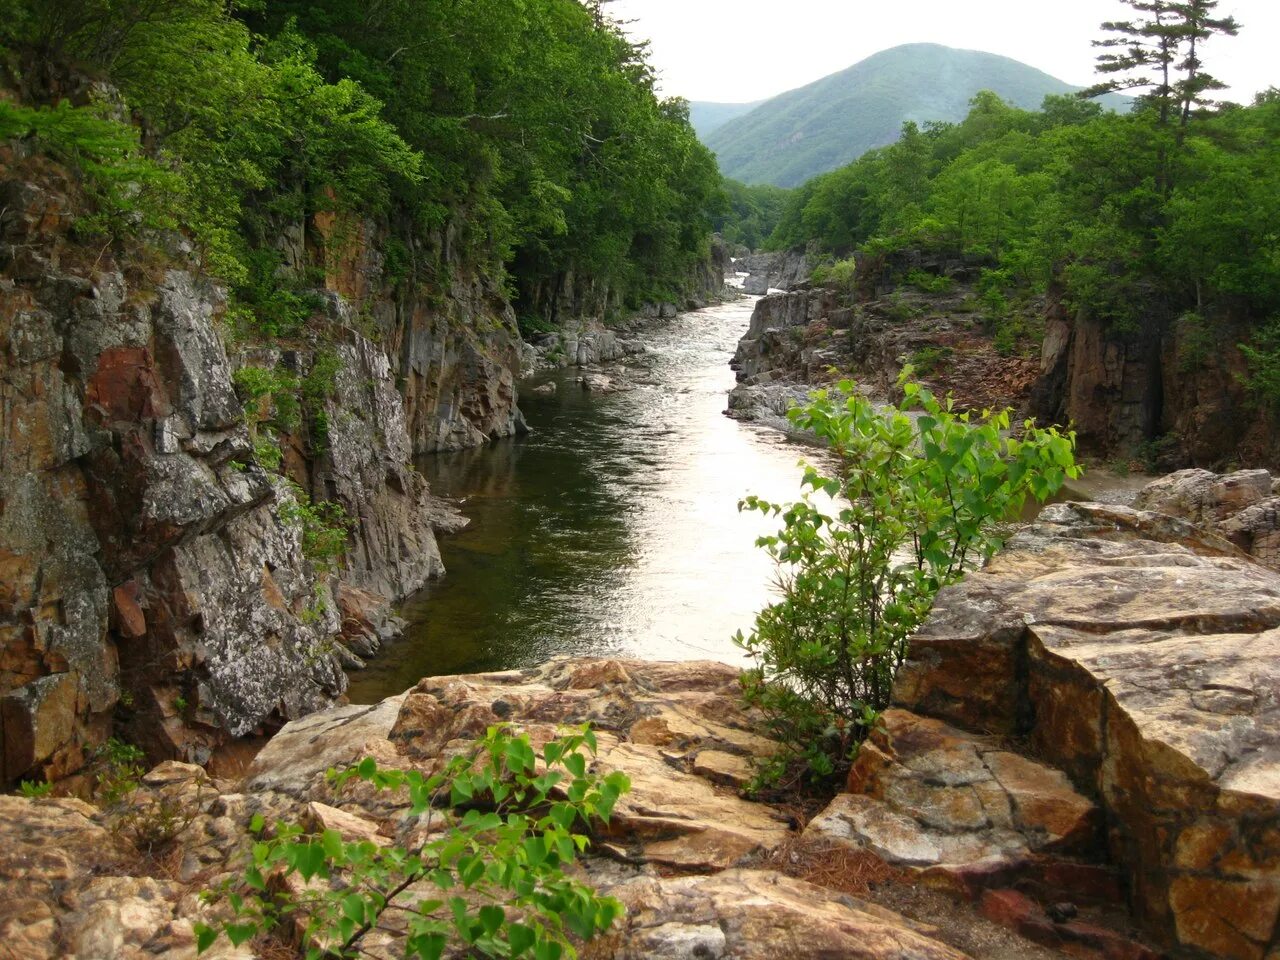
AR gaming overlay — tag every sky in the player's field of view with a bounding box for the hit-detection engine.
[609,0,1279,106]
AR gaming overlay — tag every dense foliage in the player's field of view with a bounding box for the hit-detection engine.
[737,381,1079,787]
[198,724,630,960]
[0,0,724,325]
[713,179,791,250]
[766,3,1280,383]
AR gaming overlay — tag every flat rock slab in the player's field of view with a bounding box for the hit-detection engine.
[893,501,1280,959]
[244,692,407,796]
[601,868,972,960]
[383,657,791,871]
[807,710,1096,878]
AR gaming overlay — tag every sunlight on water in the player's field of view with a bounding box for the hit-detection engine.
[346,298,825,702]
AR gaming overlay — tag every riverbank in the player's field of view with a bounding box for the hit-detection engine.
[346,297,812,703]
[9,476,1278,958]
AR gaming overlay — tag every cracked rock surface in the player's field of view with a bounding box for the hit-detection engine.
[885,500,1280,960]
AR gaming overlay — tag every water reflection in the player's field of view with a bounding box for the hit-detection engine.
[346,298,821,702]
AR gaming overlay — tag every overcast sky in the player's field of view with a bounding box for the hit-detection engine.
[609,0,1278,105]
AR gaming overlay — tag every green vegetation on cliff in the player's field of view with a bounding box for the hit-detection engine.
[0,0,724,327]
[767,3,1280,389]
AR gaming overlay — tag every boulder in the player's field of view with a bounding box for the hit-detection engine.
[601,868,971,960]
[1135,468,1280,570]
[387,658,791,871]
[243,692,407,797]
[808,710,1097,883]
[892,501,1280,959]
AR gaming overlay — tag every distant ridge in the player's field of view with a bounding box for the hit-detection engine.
[702,43,1129,187]
[688,100,765,138]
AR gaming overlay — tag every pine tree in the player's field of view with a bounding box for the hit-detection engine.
[1087,0,1242,131]
[1168,0,1241,135]
[1088,1,1182,125]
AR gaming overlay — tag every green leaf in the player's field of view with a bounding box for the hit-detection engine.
[509,922,537,955]
[479,904,505,935]
[194,923,217,954]
[225,923,257,947]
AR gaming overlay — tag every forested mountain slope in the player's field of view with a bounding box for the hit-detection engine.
[706,43,1128,186]
[689,99,764,138]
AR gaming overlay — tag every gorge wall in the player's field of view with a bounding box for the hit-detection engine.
[0,119,727,786]
[732,250,1280,469]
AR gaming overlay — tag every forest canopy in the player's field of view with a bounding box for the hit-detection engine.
[0,0,726,329]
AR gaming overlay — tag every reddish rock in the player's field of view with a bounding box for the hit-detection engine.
[890,501,1280,957]
[111,582,146,639]
[980,888,1043,929]
[84,346,164,425]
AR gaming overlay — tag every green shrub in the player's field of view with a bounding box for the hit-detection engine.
[809,256,858,292]
[736,378,1079,788]
[18,779,54,798]
[903,269,952,294]
[196,724,630,960]
[0,99,181,242]
[93,737,147,806]
[278,482,352,576]
[1239,318,1280,408]
[908,345,953,376]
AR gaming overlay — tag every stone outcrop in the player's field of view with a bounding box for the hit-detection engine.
[0,141,510,782]
[311,210,528,455]
[601,868,970,960]
[727,268,1039,430]
[875,501,1280,959]
[0,154,351,780]
[1030,306,1280,467]
[734,250,810,295]
[0,658,991,960]
[1133,468,1280,570]
[808,710,1099,881]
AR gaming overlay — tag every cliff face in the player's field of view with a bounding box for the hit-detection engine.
[1030,306,1280,467]
[310,211,527,454]
[1,150,339,780]
[0,142,529,784]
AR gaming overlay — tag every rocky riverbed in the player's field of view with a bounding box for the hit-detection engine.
[5,471,1277,960]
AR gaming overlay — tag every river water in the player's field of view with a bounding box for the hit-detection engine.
[346,297,823,703]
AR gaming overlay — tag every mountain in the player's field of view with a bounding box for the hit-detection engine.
[704,43,1130,187]
[688,100,765,138]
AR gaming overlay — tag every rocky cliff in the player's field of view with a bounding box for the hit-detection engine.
[729,253,1280,469]
[1029,306,1280,468]
[817,498,1280,960]
[734,249,810,295]
[0,143,524,785]
[728,255,1037,429]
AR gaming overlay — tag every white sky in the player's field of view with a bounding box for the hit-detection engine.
[610,0,1279,105]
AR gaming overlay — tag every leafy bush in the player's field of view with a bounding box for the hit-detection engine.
[196,724,630,960]
[278,482,352,576]
[903,269,952,294]
[908,345,953,376]
[1239,318,1280,408]
[18,779,54,798]
[809,257,857,292]
[0,99,181,242]
[736,379,1079,787]
[93,737,147,806]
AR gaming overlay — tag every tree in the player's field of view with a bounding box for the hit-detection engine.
[1169,0,1240,136]
[737,380,1079,786]
[1088,0,1240,132]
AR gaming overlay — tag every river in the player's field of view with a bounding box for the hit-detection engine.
[347,297,819,703]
